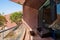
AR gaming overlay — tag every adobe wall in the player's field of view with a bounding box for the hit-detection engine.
[23,0,46,29]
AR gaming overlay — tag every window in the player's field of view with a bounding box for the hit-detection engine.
[57,4,60,14]
[38,0,57,27]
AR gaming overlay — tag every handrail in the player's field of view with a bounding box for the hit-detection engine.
[0,25,19,33]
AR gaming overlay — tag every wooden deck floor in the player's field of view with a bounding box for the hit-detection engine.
[0,24,54,40]
[23,23,54,40]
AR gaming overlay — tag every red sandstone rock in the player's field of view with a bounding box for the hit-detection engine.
[4,14,17,28]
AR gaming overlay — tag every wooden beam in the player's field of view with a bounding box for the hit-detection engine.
[10,0,25,5]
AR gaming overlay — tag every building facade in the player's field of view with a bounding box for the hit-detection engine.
[11,0,60,40]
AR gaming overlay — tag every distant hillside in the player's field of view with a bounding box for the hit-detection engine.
[4,14,17,28]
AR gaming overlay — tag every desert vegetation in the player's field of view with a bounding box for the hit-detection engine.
[10,12,23,26]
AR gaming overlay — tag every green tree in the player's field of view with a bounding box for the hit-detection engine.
[0,15,7,30]
[10,12,22,26]
[0,15,7,26]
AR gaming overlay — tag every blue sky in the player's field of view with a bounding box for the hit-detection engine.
[0,0,60,15]
[0,0,22,15]
[57,4,60,14]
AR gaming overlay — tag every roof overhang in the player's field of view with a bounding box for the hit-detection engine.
[11,0,60,5]
[10,0,25,5]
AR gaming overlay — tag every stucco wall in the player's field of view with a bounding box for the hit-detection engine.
[23,5,38,29]
[23,0,46,29]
